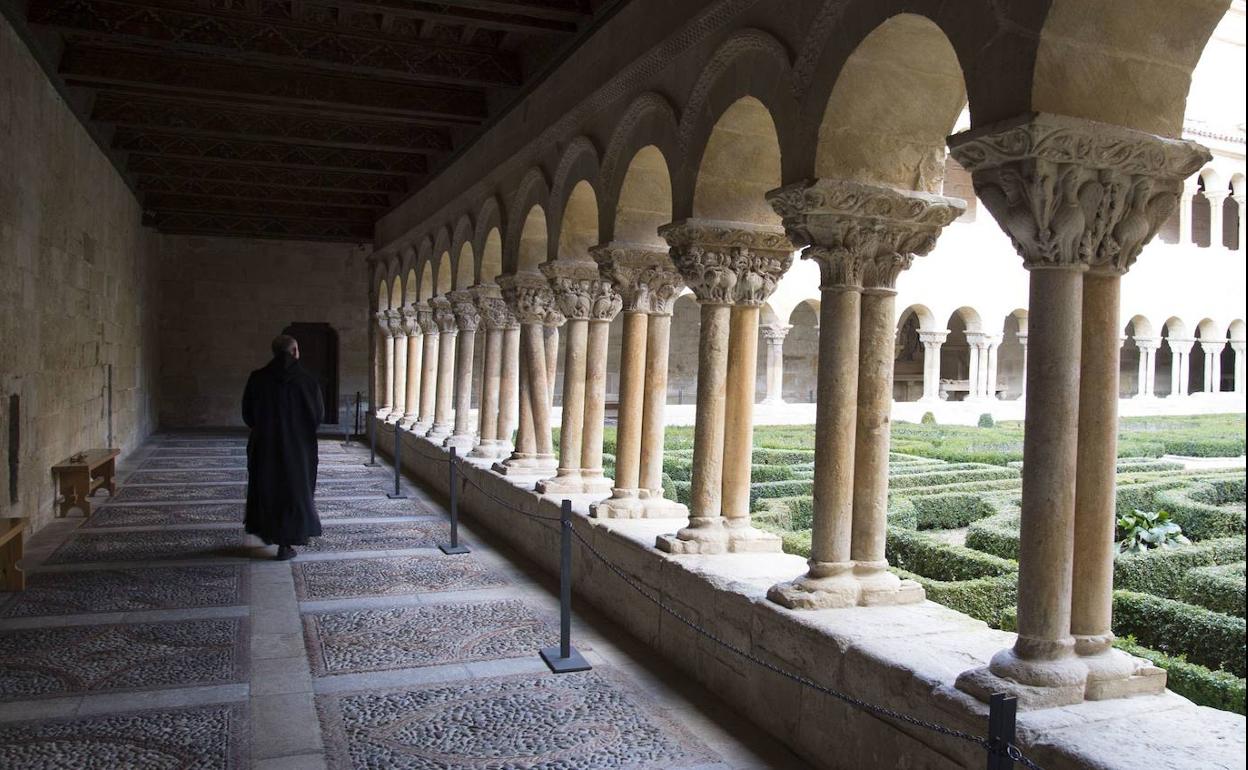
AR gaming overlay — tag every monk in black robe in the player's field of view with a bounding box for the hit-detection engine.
[243,335,324,560]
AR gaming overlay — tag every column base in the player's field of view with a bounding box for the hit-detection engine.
[591,491,645,518]
[640,496,689,519]
[760,397,786,405]
[854,562,926,606]
[396,415,420,430]
[536,470,584,495]
[956,647,1088,710]
[768,563,861,609]
[384,412,403,423]
[469,440,506,460]
[1076,636,1167,700]
[655,520,781,555]
[492,454,557,477]
[578,473,614,496]
[426,422,453,441]
[444,434,476,453]
[412,420,433,435]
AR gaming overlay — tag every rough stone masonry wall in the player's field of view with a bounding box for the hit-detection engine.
[0,13,160,533]
[156,236,370,428]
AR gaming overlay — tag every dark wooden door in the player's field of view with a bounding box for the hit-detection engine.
[282,322,339,424]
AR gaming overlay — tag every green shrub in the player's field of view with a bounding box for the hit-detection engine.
[1162,438,1246,457]
[1180,563,1246,618]
[893,569,1017,628]
[911,493,998,530]
[1112,590,1246,677]
[1155,484,1246,541]
[752,448,817,465]
[966,512,1022,560]
[885,527,1017,582]
[755,496,815,531]
[1115,508,1191,554]
[921,411,937,425]
[1115,638,1245,715]
[888,466,1018,491]
[977,413,995,428]
[1113,537,1246,599]
[749,480,814,511]
[886,499,918,530]
[750,464,797,483]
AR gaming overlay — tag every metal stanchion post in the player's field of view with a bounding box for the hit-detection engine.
[363,412,379,467]
[439,447,470,555]
[540,499,591,674]
[387,425,407,499]
[986,692,1018,770]
[354,392,361,438]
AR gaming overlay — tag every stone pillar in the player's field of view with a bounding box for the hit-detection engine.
[760,324,791,404]
[391,313,408,422]
[399,307,422,428]
[1233,341,1247,394]
[1206,189,1228,249]
[949,112,1207,708]
[415,304,439,432]
[984,334,1002,400]
[1178,178,1198,245]
[496,273,559,477]
[964,333,985,400]
[638,267,687,517]
[1134,336,1159,398]
[538,260,597,495]
[766,178,961,608]
[1170,337,1195,396]
[656,220,792,554]
[471,291,507,458]
[498,322,521,453]
[446,290,480,451]
[1017,332,1028,400]
[426,296,458,440]
[1203,340,1225,393]
[918,330,947,402]
[580,280,622,495]
[377,310,396,419]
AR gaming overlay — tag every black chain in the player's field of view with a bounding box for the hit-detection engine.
[455,460,563,524]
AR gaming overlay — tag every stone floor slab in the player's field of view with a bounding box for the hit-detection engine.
[303,599,556,676]
[316,669,723,770]
[84,503,244,528]
[0,703,248,769]
[0,618,248,700]
[44,528,258,565]
[125,467,393,485]
[302,521,452,553]
[292,554,505,601]
[0,565,246,618]
[108,481,397,504]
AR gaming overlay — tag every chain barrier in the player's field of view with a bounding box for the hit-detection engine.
[455,461,563,524]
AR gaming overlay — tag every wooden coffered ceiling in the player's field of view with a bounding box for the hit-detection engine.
[11,0,602,241]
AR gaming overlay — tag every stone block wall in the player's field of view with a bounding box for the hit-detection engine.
[156,236,370,428]
[0,13,160,534]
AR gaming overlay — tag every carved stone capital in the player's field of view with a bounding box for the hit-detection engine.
[589,279,623,321]
[658,219,792,305]
[448,289,480,332]
[591,242,685,314]
[767,178,964,291]
[400,306,421,337]
[384,308,404,337]
[919,330,949,347]
[375,310,394,337]
[948,113,1210,274]
[1167,336,1196,353]
[1201,339,1228,354]
[416,303,438,337]
[540,260,599,321]
[761,324,792,342]
[430,296,458,334]
[1133,335,1160,351]
[499,272,561,326]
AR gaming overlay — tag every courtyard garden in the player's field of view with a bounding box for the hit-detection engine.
[589,413,1247,713]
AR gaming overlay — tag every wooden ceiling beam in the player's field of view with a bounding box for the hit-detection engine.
[142,194,378,224]
[132,175,391,209]
[320,0,579,34]
[125,155,410,194]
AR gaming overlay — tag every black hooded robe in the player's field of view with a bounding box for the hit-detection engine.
[242,355,324,546]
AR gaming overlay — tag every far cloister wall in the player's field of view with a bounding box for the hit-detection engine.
[156,236,370,429]
[0,13,160,535]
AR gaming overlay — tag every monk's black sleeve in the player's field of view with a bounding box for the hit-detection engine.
[242,372,257,428]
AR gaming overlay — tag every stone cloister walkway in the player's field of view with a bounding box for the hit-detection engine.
[0,432,809,769]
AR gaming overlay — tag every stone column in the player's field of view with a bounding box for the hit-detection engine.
[399,307,422,428]
[426,296,458,440]
[538,260,597,495]
[655,221,792,554]
[471,291,506,458]
[1017,332,1028,400]
[391,313,408,422]
[580,279,622,495]
[949,112,1207,707]
[498,322,521,453]
[984,334,1002,400]
[446,290,480,451]
[638,266,687,517]
[1233,341,1246,394]
[1134,336,1159,398]
[415,304,439,432]
[1203,340,1225,392]
[964,332,987,401]
[1178,178,1198,245]
[377,310,396,419]
[918,330,948,402]
[1170,337,1195,396]
[766,178,961,608]
[1206,189,1228,249]
[760,324,791,404]
[496,273,559,477]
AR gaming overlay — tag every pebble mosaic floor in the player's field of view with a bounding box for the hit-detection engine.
[0,432,810,769]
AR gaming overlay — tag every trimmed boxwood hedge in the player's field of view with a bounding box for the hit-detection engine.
[1115,638,1246,715]
[1112,590,1246,677]
[885,527,1016,582]
[750,480,814,511]
[965,512,1021,560]
[1154,484,1246,541]
[1113,537,1247,599]
[911,492,999,530]
[1180,562,1246,618]
[892,568,1017,628]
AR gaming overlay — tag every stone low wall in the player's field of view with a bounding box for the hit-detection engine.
[376,419,1246,770]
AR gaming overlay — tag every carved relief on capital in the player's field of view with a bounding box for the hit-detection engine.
[375,310,394,337]
[767,178,964,290]
[474,285,516,331]
[918,330,950,347]
[588,279,623,321]
[761,324,792,342]
[400,306,421,337]
[430,296,458,334]
[416,304,438,337]
[384,308,404,338]
[447,290,480,332]
[948,113,1210,274]
[639,264,684,315]
[540,260,599,321]
[657,219,792,306]
[499,272,562,327]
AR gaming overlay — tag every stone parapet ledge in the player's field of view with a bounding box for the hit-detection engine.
[373,418,1246,770]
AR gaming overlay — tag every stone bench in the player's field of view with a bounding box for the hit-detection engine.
[52,448,120,518]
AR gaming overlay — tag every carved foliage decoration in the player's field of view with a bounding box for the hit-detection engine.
[400,307,421,337]
[948,113,1210,274]
[590,243,677,314]
[430,297,458,334]
[659,220,793,305]
[499,273,561,327]
[448,290,480,332]
[540,261,599,321]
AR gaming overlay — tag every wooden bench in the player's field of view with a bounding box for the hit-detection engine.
[52,448,120,518]
[0,518,23,591]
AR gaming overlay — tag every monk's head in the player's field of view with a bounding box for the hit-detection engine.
[271,335,299,360]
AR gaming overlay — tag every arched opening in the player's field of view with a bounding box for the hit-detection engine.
[786,300,820,403]
[997,310,1028,401]
[1227,320,1246,393]
[1156,318,1182,398]
[692,96,782,224]
[558,180,599,260]
[1193,170,1220,248]
[377,279,389,312]
[892,304,934,402]
[1120,315,1154,398]
[668,293,700,404]
[939,307,981,401]
[815,14,966,192]
[614,145,673,246]
[435,252,452,296]
[418,263,433,302]
[403,269,417,307]
[455,243,474,289]
[1190,318,1219,393]
[388,277,402,310]
[517,206,547,274]
[481,229,503,284]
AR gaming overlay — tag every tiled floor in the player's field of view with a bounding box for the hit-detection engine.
[0,432,811,769]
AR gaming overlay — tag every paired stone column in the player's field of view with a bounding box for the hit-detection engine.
[446,290,480,451]
[655,220,792,554]
[426,297,458,440]
[984,334,1002,400]
[376,310,397,419]
[1017,332,1029,400]
[495,272,560,477]
[918,330,947,402]
[964,332,986,400]
[766,178,962,608]
[581,279,623,495]
[1169,337,1195,396]
[760,325,791,404]
[498,322,521,453]
[415,303,439,432]
[948,113,1207,707]
[470,290,508,458]
[538,260,599,495]
[1134,336,1159,397]
[398,307,422,428]
[391,312,409,422]
[1202,340,1225,393]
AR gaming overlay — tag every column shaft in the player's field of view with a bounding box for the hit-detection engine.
[810,287,860,571]
[418,332,438,427]
[580,318,612,492]
[850,290,895,573]
[403,333,421,423]
[472,327,502,454]
[499,326,520,449]
[451,328,477,439]
[529,323,555,458]
[684,303,731,530]
[382,333,395,416]
[544,325,559,407]
[721,304,760,525]
[430,331,457,436]
[640,313,676,501]
[543,318,588,490]
[596,311,647,515]
[392,333,408,419]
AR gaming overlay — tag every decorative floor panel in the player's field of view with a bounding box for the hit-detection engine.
[317,671,718,770]
[293,555,504,601]
[303,599,553,675]
[303,521,451,552]
[44,529,251,565]
[0,703,247,768]
[84,503,243,528]
[0,565,245,618]
[0,618,248,700]
[108,480,392,504]
[126,467,391,485]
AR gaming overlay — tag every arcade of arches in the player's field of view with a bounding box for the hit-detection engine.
[2,1,1246,769]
